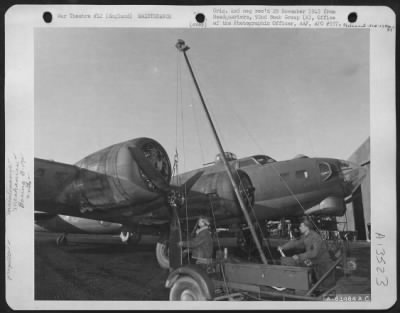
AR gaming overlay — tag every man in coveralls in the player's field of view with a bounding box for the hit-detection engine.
[178,216,213,264]
[278,217,335,290]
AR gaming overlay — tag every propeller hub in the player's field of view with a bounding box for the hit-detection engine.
[339,160,367,196]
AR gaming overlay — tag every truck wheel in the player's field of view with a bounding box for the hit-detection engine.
[170,276,207,301]
[156,241,169,269]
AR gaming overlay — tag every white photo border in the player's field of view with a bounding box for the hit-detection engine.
[5,5,396,310]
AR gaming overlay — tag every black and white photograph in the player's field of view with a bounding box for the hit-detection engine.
[5,5,396,310]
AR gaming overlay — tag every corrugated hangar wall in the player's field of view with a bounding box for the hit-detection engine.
[337,137,370,240]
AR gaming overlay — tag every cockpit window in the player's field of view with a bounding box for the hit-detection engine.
[216,152,237,162]
[254,155,276,165]
[239,158,257,168]
[237,155,276,168]
[329,163,339,177]
[319,162,332,181]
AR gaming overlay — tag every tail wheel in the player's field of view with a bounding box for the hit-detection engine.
[156,241,170,269]
[169,276,207,301]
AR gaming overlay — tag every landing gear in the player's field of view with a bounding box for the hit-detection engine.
[120,231,142,245]
[236,228,262,258]
[169,276,207,301]
[56,233,68,246]
[156,240,191,269]
[156,241,170,269]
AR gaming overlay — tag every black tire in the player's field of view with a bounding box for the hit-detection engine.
[169,276,207,301]
[156,242,169,269]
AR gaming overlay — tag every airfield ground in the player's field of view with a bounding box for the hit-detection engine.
[35,232,370,300]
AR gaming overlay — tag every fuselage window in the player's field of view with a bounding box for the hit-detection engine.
[296,170,309,179]
[319,162,332,181]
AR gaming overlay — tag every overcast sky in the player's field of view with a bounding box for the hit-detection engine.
[35,28,369,171]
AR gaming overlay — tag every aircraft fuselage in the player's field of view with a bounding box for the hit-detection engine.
[172,154,365,224]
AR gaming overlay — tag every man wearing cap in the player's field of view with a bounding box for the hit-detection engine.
[278,218,335,289]
[178,216,213,264]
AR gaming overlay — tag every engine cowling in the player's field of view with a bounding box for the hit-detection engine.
[72,138,171,211]
[184,169,255,221]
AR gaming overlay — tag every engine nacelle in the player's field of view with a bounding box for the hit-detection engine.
[185,169,255,221]
[70,138,171,211]
[304,196,346,216]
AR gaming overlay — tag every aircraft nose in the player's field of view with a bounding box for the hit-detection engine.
[339,160,367,195]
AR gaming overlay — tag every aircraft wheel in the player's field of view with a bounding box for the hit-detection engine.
[120,231,142,245]
[169,276,207,301]
[156,241,169,269]
[120,231,130,244]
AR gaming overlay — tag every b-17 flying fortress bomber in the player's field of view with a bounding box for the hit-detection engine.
[35,40,366,274]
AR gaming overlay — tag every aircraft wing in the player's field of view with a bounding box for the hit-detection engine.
[35,158,82,215]
[34,156,173,225]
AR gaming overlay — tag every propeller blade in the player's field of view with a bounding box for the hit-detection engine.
[128,146,170,192]
[344,196,353,204]
[344,191,362,204]
[179,171,204,193]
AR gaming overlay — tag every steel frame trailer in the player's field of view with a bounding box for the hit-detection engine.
[165,255,344,301]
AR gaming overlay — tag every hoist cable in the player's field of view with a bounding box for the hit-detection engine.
[176,49,191,263]
[178,51,192,263]
[190,86,206,165]
[187,55,229,154]
[175,51,179,152]
[183,184,190,263]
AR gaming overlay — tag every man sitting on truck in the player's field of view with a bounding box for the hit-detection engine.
[178,216,214,264]
[278,217,335,289]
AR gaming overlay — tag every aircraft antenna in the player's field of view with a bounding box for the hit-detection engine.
[176,39,268,265]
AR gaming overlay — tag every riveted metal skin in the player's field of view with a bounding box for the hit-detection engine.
[35,138,171,217]
[74,137,172,211]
